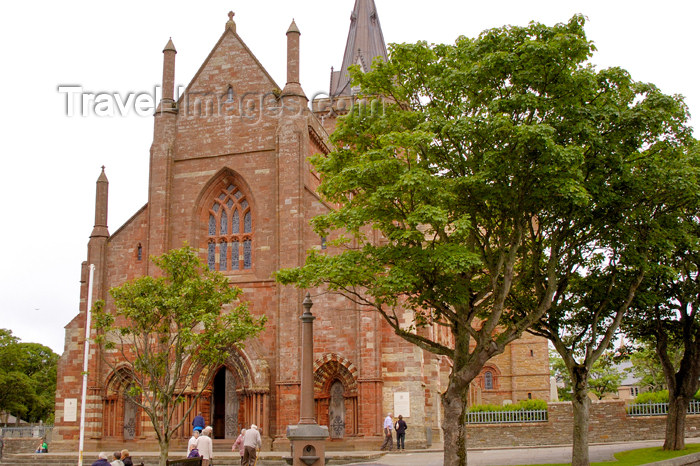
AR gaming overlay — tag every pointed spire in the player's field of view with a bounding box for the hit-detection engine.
[159,37,177,112]
[163,37,177,53]
[281,18,307,100]
[330,0,388,97]
[91,166,109,238]
[226,11,236,32]
[287,19,300,35]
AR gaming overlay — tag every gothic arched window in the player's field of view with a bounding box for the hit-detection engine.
[207,183,253,271]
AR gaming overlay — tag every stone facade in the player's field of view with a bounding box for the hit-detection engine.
[52,3,551,452]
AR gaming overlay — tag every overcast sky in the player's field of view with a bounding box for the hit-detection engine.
[1,1,697,354]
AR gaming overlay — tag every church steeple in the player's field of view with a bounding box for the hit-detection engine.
[330,0,388,97]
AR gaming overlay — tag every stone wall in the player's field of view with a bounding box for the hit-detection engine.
[466,401,700,448]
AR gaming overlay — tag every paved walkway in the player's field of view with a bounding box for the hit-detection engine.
[339,438,700,465]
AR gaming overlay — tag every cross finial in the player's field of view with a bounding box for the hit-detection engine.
[226,11,236,31]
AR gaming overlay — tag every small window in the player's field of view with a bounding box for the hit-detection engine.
[530,349,534,357]
[527,392,532,399]
[137,244,142,261]
[484,371,493,390]
[321,236,327,250]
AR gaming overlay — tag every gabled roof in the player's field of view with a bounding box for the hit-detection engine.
[330,0,388,97]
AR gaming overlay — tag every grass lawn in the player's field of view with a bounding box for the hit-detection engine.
[516,443,700,466]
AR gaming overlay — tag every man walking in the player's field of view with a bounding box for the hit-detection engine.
[380,413,394,451]
[243,423,262,466]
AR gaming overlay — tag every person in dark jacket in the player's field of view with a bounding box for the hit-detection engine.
[120,449,134,466]
[394,415,407,450]
[192,412,206,432]
[91,452,111,466]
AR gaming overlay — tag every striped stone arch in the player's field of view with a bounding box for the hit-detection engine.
[313,353,358,396]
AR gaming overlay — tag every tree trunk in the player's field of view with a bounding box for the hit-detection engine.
[664,395,690,450]
[571,380,591,466]
[441,380,469,466]
[158,439,170,466]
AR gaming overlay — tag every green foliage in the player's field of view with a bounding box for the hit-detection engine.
[92,245,266,457]
[0,329,58,423]
[634,390,669,404]
[468,399,547,412]
[277,14,696,465]
[551,350,629,401]
[629,343,681,392]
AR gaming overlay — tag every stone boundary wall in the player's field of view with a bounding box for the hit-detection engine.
[467,401,700,448]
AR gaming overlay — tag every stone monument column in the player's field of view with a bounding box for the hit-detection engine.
[285,293,328,466]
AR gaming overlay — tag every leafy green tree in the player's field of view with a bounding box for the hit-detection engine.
[551,350,628,401]
[0,329,58,424]
[625,201,700,450]
[278,14,693,466]
[92,246,266,466]
[628,343,681,392]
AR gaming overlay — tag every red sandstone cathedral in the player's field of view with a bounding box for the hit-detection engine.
[53,1,550,451]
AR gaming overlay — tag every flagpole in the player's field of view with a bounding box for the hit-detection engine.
[78,264,95,466]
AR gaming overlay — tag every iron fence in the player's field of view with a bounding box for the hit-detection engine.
[627,400,700,416]
[465,409,548,424]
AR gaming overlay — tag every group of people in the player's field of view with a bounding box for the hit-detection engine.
[380,413,408,451]
[187,412,262,466]
[90,450,134,466]
[232,424,262,466]
[187,413,214,466]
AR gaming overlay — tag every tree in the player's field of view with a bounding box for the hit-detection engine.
[625,199,700,450]
[628,342,680,393]
[551,350,628,401]
[0,329,58,424]
[277,15,693,466]
[92,246,266,466]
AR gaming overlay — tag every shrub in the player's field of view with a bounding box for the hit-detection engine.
[468,399,547,412]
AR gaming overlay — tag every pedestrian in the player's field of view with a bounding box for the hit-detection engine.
[380,413,394,451]
[394,414,407,450]
[120,449,134,466]
[233,428,246,465]
[110,451,125,466]
[196,425,214,466]
[242,423,262,466]
[91,452,111,466]
[187,429,200,456]
[192,411,206,432]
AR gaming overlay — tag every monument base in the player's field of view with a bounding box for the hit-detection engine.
[284,423,329,466]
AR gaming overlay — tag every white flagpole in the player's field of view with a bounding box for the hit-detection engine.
[78,264,95,466]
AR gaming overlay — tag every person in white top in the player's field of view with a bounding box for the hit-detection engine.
[187,429,200,456]
[195,426,214,466]
[380,413,394,451]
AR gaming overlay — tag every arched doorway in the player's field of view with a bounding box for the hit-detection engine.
[211,366,239,439]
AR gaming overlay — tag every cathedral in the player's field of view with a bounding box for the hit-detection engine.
[53,0,550,451]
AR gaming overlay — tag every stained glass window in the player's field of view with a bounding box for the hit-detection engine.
[243,240,252,269]
[209,215,216,236]
[220,211,228,235]
[232,210,240,234]
[484,371,493,390]
[244,212,251,233]
[207,242,216,270]
[220,241,227,270]
[207,184,252,271]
